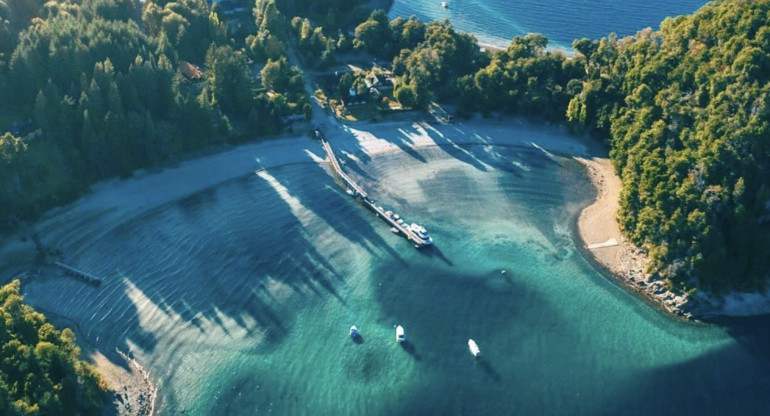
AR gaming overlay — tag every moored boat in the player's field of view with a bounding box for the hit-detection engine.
[350,325,358,337]
[409,223,434,245]
[396,325,405,343]
[468,339,481,357]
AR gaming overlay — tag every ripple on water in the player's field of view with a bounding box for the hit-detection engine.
[20,141,770,416]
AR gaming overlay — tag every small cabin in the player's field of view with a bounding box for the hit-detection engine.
[179,61,204,82]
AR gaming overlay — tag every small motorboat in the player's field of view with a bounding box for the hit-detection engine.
[349,325,358,337]
[468,339,481,357]
[390,227,400,234]
[442,2,448,8]
[346,188,355,196]
[396,325,405,343]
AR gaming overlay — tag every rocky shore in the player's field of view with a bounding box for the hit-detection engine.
[29,307,159,416]
[575,156,695,319]
[575,154,770,320]
[105,350,158,416]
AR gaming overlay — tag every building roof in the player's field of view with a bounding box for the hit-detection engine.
[179,61,203,80]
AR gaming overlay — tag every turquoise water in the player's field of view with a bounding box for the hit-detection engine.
[389,0,709,49]
[20,123,770,415]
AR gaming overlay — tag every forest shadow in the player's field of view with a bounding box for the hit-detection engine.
[268,164,408,263]
[43,159,419,386]
[371,260,563,415]
[398,123,488,171]
[710,314,770,366]
[594,322,770,416]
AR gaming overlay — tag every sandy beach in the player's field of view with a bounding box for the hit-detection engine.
[3,112,769,414]
[574,153,770,318]
[573,156,692,317]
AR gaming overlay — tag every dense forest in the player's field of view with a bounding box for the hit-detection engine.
[0,0,310,230]
[568,0,770,293]
[0,280,108,414]
[1,0,768,296]
[336,0,769,293]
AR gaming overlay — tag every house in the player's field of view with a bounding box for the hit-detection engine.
[179,61,203,82]
[364,73,379,89]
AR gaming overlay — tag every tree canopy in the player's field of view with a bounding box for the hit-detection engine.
[569,0,770,292]
[0,280,109,415]
[344,0,770,293]
[0,0,308,231]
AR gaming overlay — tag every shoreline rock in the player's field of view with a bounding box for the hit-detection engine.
[574,156,696,319]
[109,349,158,416]
[574,155,770,320]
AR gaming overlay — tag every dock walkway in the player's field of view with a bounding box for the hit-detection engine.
[319,134,431,248]
[53,261,102,285]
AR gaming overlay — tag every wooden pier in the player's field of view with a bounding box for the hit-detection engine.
[53,261,102,285]
[320,139,368,199]
[319,134,432,248]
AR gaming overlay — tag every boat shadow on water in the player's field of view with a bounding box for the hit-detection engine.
[399,340,422,361]
[416,244,453,266]
[351,334,364,345]
[475,357,502,382]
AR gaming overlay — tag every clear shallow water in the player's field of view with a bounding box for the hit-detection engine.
[389,0,710,50]
[21,133,770,415]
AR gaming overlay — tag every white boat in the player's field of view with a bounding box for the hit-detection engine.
[468,339,481,357]
[350,325,358,337]
[346,189,355,196]
[390,227,400,234]
[409,223,434,245]
[442,2,448,8]
[396,325,405,343]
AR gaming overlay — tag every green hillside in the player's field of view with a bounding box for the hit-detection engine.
[0,280,108,415]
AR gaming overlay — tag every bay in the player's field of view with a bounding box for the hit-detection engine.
[15,119,770,415]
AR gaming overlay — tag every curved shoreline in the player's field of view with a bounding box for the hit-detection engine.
[574,155,770,320]
[573,157,693,319]
[31,305,157,416]
[4,115,770,414]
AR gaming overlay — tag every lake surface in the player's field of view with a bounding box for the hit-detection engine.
[19,120,770,415]
[389,0,710,50]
